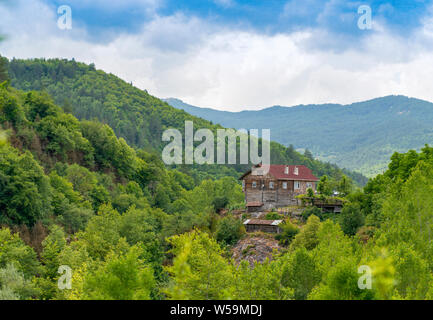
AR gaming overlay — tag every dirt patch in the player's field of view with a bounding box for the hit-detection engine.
[232,234,283,266]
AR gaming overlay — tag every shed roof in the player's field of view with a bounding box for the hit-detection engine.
[243,219,283,226]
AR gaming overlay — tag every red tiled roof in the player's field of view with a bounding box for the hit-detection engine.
[268,165,319,181]
[239,164,319,181]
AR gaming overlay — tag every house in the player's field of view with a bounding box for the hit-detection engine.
[243,219,284,233]
[239,164,319,212]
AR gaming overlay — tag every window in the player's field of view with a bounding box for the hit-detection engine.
[282,182,287,189]
[284,166,289,174]
[306,182,312,189]
[294,167,299,175]
[269,181,274,189]
[252,181,257,188]
[294,181,300,190]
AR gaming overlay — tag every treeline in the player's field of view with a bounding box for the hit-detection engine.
[5,58,367,186]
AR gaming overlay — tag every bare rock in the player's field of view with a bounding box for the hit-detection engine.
[232,235,283,267]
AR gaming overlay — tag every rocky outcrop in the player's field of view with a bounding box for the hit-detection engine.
[232,235,283,266]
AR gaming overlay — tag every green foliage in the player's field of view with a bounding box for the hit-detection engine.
[309,260,375,300]
[212,196,229,212]
[0,263,38,300]
[0,228,41,278]
[290,215,321,251]
[339,203,364,236]
[275,221,299,246]
[41,225,67,278]
[165,231,234,300]
[264,212,283,220]
[79,246,155,300]
[7,58,366,185]
[233,259,292,300]
[165,96,433,178]
[301,206,323,221]
[336,175,353,197]
[318,175,332,196]
[4,58,433,301]
[0,144,52,226]
[215,216,245,246]
[281,247,320,300]
[0,55,8,83]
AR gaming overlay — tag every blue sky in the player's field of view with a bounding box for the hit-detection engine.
[1,0,433,110]
[43,0,430,42]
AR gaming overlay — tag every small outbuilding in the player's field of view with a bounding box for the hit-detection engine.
[243,219,284,234]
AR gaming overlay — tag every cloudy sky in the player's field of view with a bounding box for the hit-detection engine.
[1,0,433,110]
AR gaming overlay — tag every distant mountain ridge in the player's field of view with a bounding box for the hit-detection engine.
[6,58,368,186]
[164,96,433,177]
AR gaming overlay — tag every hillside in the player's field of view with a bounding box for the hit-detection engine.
[6,58,367,185]
[164,97,433,177]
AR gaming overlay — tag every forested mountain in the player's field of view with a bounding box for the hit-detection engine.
[3,58,433,300]
[164,96,433,177]
[0,82,248,298]
[6,58,367,186]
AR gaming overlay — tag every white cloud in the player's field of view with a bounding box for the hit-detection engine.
[71,0,162,13]
[2,0,433,111]
[213,0,234,8]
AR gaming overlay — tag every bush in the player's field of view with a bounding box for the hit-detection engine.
[212,196,229,212]
[339,203,364,236]
[264,212,283,220]
[301,206,322,221]
[275,221,299,246]
[216,216,245,246]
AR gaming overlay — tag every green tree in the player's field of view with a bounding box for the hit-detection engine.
[290,215,321,251]
[212,196,229,212]
[164,231,234,300]
[80,246,155,300]
[0,228,41,278]
[318,175,332,196]
[215,216,245,246]
[0,263,38,300]
[0,55,8,83]
[275,221,299,246]
[337,175,353,197]
[234,259,292,300]
[281,247,321,300]
[339,203,364,236]
[309,260,375,300]
[0,145,53,226]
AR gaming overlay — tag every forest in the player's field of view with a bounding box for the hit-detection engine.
[165,95,433,178]
[1,56,433,300]
[6,58,368,186]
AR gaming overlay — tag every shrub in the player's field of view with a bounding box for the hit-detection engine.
[264,212,282,220]
[275,221,299,246]
[216,216,245,246]
[212,196,229,212]
[301,206,322,221]
[339,203,364,236]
